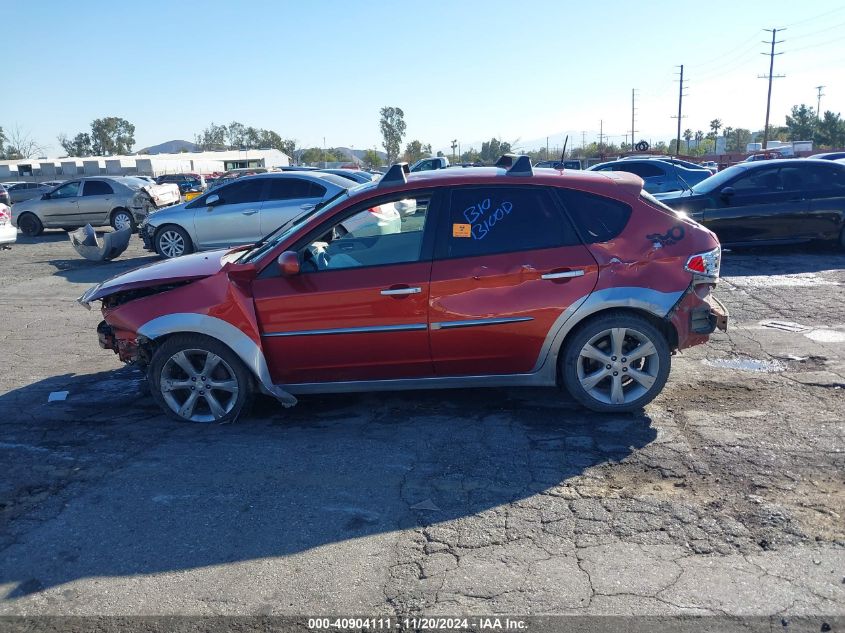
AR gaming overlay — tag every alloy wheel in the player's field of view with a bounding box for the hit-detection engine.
[576,327,660,405]
[159,349,240,422]
[158,230,186,258]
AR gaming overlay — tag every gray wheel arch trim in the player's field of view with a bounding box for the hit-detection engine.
[137,313,297,407]
[531,286,685,375]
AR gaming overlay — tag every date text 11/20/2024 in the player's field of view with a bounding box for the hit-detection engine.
[307,616,528,630]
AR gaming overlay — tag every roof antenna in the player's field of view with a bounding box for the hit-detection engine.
[559,135,569,169]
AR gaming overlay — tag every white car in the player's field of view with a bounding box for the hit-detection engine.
[0,204,17,245]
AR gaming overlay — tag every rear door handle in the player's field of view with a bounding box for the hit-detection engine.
[381,287,421,296]
[541,269,585,280]
[242,209,258,215]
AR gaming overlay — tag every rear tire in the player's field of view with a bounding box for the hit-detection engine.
[148,334,254,424]
[110,208,136,232]
[154,224,193,258]
[17,213,43,237]
[561,312,671,413]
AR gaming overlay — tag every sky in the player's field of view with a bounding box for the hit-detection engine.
[4,0,844,157]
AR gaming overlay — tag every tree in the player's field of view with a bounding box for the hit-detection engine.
[362,149,382,168]
[694,130,704,145]
[479,138,513,163]
[403,140,426,164]
[379,106,406,164]
[58,132,93,156]
[194,123,227,150]
[814,111,845,148]
[729,128,752,152]
[88,117,135,155]
[709,119,722,143]
[722,126,733,151]
[683,129,692,152]
[785,104,816,141]
[0,125,45,159]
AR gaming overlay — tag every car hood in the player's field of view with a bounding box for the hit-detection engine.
[79,249,231,306]
[143,200,190,225]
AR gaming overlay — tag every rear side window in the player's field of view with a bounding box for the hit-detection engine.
[556,189,632,243]
[441,186,579,259]
[618,162,664,178]
[82,180,114,196]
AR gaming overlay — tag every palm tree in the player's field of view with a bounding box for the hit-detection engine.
[683,129,693,152]
[723,126,734,151]
[709,119,722,141]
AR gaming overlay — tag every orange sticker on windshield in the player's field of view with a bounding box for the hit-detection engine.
[453,223,471,238]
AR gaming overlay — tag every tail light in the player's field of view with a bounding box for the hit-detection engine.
[0,206,10,224]
[685,246,721,280]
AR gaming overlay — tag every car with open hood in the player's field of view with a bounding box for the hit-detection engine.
[80,155,727,424]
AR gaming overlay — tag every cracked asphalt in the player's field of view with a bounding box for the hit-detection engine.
[0,232,843,623]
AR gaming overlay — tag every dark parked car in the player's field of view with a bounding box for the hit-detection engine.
[588,159,710,193]
[656,159,845,248]
[810,152,845,161]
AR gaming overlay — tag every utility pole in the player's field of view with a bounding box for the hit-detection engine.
[760,28,785,149]
[631,88,638,152]
[815,85,825,119]
[450,139,457,161]
[672,65,687,157]
[546,136,549,158]
[598,120,603,154]
[581,131,586,150]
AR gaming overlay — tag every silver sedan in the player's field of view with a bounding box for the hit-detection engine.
[11,176,181,236]
[140,172,356,258]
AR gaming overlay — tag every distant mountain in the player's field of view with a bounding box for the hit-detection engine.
[334,146,387,163]
[137,139,200,155]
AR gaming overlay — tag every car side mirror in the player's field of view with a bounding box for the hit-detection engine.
[720,186,735,198]
[206,193,221,206]
[277,251,300,276]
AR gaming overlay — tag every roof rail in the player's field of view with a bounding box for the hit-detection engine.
[494,154,533,177]
[377,162,410,187]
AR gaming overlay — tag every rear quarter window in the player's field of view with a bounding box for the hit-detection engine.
[439,186,580,259]
[556,189,632,243]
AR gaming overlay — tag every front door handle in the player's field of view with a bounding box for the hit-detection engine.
[380,286,421,296]
[242,209,258,215]
[541,269,585,280]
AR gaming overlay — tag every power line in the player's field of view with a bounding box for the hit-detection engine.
[787,35,845,54]
[759,28,786,149]
[787,18,845,41]
[783,5,845,28]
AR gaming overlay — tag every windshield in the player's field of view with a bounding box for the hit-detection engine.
[690,164,746,194]
[236,189,352,264]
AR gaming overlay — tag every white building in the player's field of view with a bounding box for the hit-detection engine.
[0,149,290,182]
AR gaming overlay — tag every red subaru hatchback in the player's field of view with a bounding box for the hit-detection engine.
[80,156,727,423]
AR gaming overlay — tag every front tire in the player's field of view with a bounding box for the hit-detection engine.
[148,334,253,424]
[110,208,136,232]
[154,224,193,258]
[561,312,671,413]
[17,213,43,237]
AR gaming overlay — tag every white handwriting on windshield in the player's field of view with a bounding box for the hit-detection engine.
[462,198,513,240]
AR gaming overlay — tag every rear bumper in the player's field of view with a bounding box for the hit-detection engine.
[668,285,729,350]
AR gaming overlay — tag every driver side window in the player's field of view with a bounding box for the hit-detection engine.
[300,195,431,273]
[52,181,80,198]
